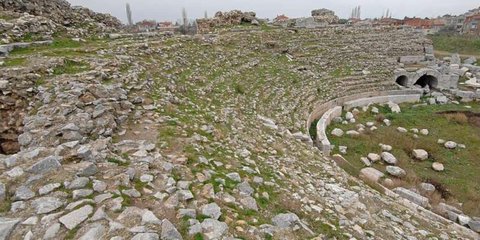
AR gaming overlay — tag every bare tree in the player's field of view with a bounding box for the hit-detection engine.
[126,3,133,26]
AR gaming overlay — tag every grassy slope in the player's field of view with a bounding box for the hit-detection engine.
[327,102,480,216]
[429,34,480,56]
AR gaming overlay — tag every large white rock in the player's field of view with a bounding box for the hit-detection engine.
[367,153,381,162]
[345,112,354,120]
[387,101,401,113]
[432,162,444,172]
[380,144,392,152]
[386,166,406,178]
[381,152,397,165]
[0,218,20,240]
[59,205,93,230]
[346,130,360,136]
[444,141,457,149]
[393,187,429,208]
[420,129,429,135]
[331,128,344,137]
[412,149,428,161]
[359,167,384,182]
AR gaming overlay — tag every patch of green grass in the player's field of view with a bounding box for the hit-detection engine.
[196,214,211,222]
[234,83,245,94]
[65,226,80,240]
[330,66,352,77]
[2,57,26,67]
[429,34,480,56]
[10,38,83,56]
[309,119,319,141]
[194,233,204,240]
[107,157,130,166]
[327,102,480,216]
[0,199,11,213]
[133,178,148,191]
[53,59,90,75]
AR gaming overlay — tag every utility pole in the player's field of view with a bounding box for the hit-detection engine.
[126,3,133,26]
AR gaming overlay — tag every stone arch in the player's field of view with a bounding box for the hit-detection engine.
[395,75,409,87]
[415,74,438,89]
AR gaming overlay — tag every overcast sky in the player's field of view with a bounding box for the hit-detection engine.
[67,0,479,23]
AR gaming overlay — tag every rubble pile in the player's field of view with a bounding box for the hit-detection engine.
[0,0,121,42]
[197,10,258,34]
[311,8,339,24]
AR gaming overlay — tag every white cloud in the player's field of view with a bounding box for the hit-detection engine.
[66,0,479,23]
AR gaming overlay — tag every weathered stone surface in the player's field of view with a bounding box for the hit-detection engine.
[14,186,35,200]
[141,210,162,225]
[161,219,182,240]
[32,197,64,214]
[132,233,159,240]
[331,128,344,137]
[381,152,397,165]
[39,183,61,195]
[0,183,5,201]
[393,187,429,208]
[201,203,222,220]
[59,205,93,230]
[412,149,428,160]
[444,141,457,149]
[367,153,380,162]
[468,220,480,233]
[239,196,258,211]
[359,167,384,182]
[26,156,61,174]
[201,219,228,240]
[432,162,444,172]
[43,223,60,239]
[272,213,300,228]
[78,223,105,240]
[67,177,89,190]
[0,218,20,240]
[386,166,406,178]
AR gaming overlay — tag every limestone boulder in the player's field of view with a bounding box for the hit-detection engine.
[381,152,397,165]
[412,149,428,160]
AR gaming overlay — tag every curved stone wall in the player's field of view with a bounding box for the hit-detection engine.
[306,89,423,155]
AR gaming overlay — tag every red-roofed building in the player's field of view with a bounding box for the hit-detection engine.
[403,17,432,29]
[136,20,157,32]
[273,14,289,23]
[463,14,480,35]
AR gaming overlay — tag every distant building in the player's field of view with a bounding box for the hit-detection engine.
[463,14,480,35]
[136,20,157,32]
[272,14,290,27]
[273,14,289,23]
[402,17,445,34]
[158,21,178,32]
[374,17,403,26]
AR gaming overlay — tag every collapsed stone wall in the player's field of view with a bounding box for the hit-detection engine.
[196,10,258,34]
[0,0,121,42]
[311,8,339,24]
[0,0,121,28]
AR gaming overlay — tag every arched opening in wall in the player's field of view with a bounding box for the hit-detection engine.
[415,75,438,89]
[395,75,408,87]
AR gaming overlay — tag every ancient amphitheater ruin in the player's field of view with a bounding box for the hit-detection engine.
[0,0,479,239]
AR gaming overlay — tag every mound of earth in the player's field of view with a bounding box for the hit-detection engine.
[0,0,121,42]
